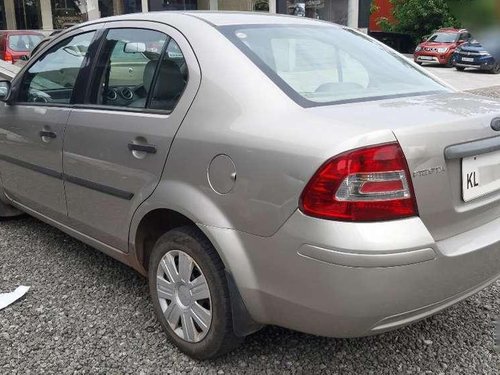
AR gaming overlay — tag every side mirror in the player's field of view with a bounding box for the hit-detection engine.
[124,42,146,53]
[0,80,11,102]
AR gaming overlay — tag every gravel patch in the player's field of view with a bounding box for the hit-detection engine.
[1,217,499,374]
[468,85,500,99]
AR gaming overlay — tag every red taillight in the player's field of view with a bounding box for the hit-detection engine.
[3,51,13,63]
[300,143,418,222]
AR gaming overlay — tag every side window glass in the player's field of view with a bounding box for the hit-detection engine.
[90,28,168,109]
[148,39,188,111]
[18,31,95,104]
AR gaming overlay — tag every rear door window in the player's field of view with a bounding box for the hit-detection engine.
[88,28,188,112]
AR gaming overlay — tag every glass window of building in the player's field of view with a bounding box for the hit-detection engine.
[99,0,142,17]
[218,0,268,11]
[287,0,348,25]
[0,1,7,30]
[148,0,208,12]
[51,0,84,29]
[14,0,42,29]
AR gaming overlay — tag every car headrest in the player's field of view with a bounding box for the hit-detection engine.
[143,60,158,93]
[152,59,186,100]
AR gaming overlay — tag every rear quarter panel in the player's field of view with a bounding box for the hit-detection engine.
[142,21,397,237]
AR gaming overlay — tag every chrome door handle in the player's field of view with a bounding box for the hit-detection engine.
[39,130,56,139]
[128,143,157,154]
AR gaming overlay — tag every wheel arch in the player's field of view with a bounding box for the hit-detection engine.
[130,204,263,336]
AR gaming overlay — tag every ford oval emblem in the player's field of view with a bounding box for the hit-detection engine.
[492,118,500,131]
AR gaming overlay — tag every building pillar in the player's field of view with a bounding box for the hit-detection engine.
[269,0,276,13]
[141,0,149,12]
[4,0,15,29]
[40,0,53,30]
[87,0,101,20]
[209,0,218,10]
[347,0,359,28]
[113,0,124,15]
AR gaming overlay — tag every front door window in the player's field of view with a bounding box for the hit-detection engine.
[18,31,96,104]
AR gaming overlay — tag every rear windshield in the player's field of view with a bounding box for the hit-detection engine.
[222,25,448,106]
[8,34,43,52]
[427,32,458,43]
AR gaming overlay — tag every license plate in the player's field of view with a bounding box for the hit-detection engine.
[420,56,433,61]
[462,150,500,202]
[462,57,474,62]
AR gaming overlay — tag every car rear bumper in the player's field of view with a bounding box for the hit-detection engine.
[454,62,496,71]
[203,211,500,337]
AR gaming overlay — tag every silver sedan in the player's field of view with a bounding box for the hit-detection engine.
[0,12,499,359]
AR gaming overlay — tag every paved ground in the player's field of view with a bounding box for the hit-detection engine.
[0,60,19,80]
[423,64,500,91]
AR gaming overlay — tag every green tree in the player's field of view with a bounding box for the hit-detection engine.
[378,0,461,42]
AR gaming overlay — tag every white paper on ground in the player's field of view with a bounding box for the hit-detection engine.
[0,286,30,311]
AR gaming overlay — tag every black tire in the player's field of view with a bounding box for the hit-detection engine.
[148,226,243,360]
[491,63,500,74]
[445,59,454,68]
[455,66,466,71]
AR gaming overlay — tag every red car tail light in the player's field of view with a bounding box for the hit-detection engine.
[3,51,13,63]
[300,142,418,222]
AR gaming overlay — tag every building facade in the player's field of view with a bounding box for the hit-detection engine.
[0,0,368,31]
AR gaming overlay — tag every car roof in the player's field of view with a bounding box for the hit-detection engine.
[435,28,467,34]
[183,11,338,26]
[84,11,341,28]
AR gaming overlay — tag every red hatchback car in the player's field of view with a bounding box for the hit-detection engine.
[0,31,44,64]
[414,28,472,67]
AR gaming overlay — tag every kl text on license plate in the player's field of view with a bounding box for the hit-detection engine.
[462,149,500,202]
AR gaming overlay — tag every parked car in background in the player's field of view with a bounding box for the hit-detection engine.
[0,31,44,64]
[453,40,500,74]
[1,13,500,360]
[414,28,471,67]
[14,36,52,68]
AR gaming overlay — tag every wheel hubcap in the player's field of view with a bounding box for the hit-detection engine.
[156,250,212,343]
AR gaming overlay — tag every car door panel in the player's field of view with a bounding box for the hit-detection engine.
[63,22,201,252]
[0,28,100,220]
[0,105,69,219]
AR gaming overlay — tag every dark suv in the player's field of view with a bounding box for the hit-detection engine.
[453,40,500,74]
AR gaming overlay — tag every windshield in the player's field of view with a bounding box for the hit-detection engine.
[8,34,43,52]
[222,25,448,106]
[427,33,458,43]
